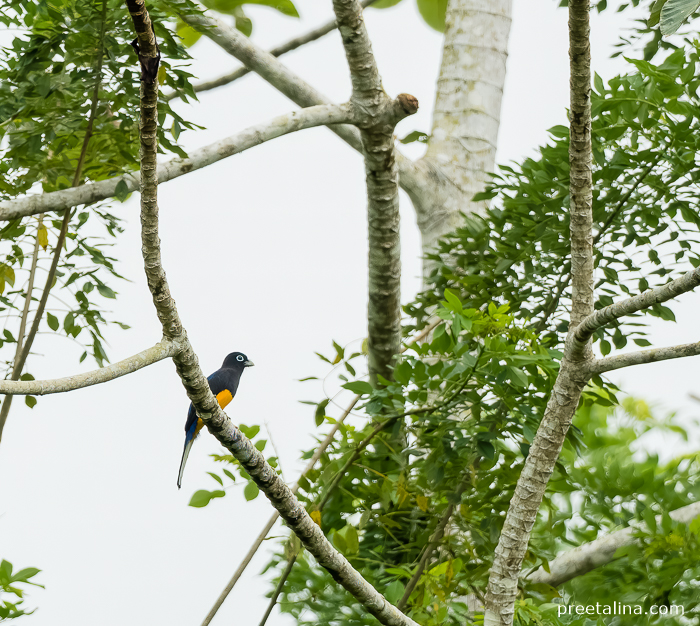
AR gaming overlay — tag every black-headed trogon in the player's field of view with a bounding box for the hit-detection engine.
[177,351,254,488]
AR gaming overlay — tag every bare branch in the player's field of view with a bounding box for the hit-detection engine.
[331,0,418,382]
[166,0,378,101]
[570,266,700,358]
[589,340,700,374]
[0,340,178,396]
[178,10,432,209]
[0,104,355,221]
[527,501,700,588]
[128,6,418,624]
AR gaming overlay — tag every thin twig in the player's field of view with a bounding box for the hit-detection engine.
[397,479,469,610]
[257,553,298,626]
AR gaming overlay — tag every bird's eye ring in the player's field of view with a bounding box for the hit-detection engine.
[236,355,244,362]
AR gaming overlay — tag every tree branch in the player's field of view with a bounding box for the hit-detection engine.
[331,0,418,382]
[200,394,361,626]
[166,0,378,101]
[178,10,434,213]
[200,319,438,626]
[0,340,178,395]
[569,266,700,359]
[0,218,43,434]
[526,501,700,588]
[0,104,356,222]
[397,478,468,610]
[128,5,418,624]
[485,3,593,624]
[0,0,108,443]
[588,340,700,374]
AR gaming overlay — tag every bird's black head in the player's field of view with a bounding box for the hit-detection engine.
[222,352,255,369]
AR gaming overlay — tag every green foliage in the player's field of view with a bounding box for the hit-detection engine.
[188,423,280,507]
[0,560,42,621]
[242,40,700,626]
[409,46,700,358]
[659,0,700,34]
[0,0,203,385]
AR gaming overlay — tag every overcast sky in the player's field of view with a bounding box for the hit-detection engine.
[2,1,699,625]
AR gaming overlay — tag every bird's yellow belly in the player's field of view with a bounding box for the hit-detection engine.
[194,389,234,438]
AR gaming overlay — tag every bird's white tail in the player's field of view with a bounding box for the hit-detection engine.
[177,438,195,489]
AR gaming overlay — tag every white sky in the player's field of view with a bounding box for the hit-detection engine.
[2,1,699,625]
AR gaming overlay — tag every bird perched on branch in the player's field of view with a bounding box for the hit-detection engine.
[177,351,254,488]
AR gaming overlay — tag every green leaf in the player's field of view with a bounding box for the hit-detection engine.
[114,179,130,203]
[177,21,202,47]
[477,440,495,460]
[189,489,225,507]
[344,525,359,554]
[244,481,259,501]
[11,568,40,583]
[400,130,429,144]
[342,381,374,395]
[385,579,405,604]
[25,396,37,409]
[372,0,405,6]
[660,0,700,34]
[46,312,59,331]
[207,472,224,486]
[416,0,448,31]
[96,284,116,299]
[241,0,299,17]
[315,398,329,427]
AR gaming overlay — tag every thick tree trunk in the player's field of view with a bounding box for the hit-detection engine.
[412,0,512,262]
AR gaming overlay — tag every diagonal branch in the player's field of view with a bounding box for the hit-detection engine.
[200,395,361,626]
[178,10,433,206]
[126,4,418,624]
[397,478,469,610]
[0,104,356,222]
[0,340,177,395]
[200,319,439,626]
[0,0,108,443]
[166,0,378,101]
[526,501,700,588]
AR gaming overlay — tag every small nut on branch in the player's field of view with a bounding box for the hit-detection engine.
[397,93,419,115]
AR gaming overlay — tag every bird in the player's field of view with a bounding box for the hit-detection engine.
[177,351,254,489]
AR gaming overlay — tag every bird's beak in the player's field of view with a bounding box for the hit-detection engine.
[244,360,255,367]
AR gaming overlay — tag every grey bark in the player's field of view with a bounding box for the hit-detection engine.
[0,340,178,395]
[484,3,593,623]
[166,0,378,101]
[0,105,355,222]
[528,501,700,587]
[128,4,419,623]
